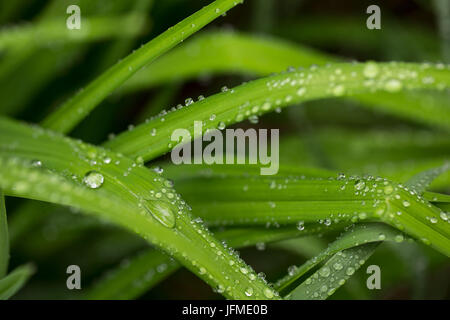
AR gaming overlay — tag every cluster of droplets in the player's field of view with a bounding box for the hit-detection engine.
[109,61,449,156]
[184,215,279,299]
[298,247,371,299]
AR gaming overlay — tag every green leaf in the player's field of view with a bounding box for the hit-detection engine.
[117,31,333,93]
[0,14,148,52]
[0,190,8,278]
[0,264,35,300]
[284,163,450,299]
[276,223,407,297]
[41,0,244,133]
[115,31,450,130]
[0,116,276,300]
[85,223,345,300]
[105,62,450,161]
[287,242,379,300]
[84,249,179,300]
[171,171,450,256]
[404,162,449,193]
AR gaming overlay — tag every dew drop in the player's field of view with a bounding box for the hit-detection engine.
[142,199,176,228]
[346,267,355,276]
[296,221,305,231]
[319,267,331,277]
[383,185,393,195]
[385,79,402,92]
[31,159,42,167]
[297,87,306,96]
[263,288,274,299]
[354,180,366,191]
[332,84,345,96]
[218,122,226,130]
[363,62,379,78]
[395,234,404,243]
[83,171,104,189]
[333,262,343,271]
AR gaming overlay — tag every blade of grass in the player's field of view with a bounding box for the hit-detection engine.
[115,31,450,130]
[105,62,450,161]
[0,14,148,52]
[0,190,8,278]
[283,163,450,299]
[84,249,179,300]
[287,242,379,299]
[85,222,347,299]
[117,31,333,93]
[41,0,244,133]
[0,117,276,300]
[425,191,450,202]
[0,264,35,300]
[275,223,407,295]
[171,169,450,255]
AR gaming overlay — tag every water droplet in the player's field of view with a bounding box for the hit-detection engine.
[244,287,254,297]
[31,159,42,167]
[332,84,345,96]
[256,242,266,251]
[83,171,104,189]
[363,62,379,78]
[383,185,393,195]
[354,180,366,191]
[263,288,274,299]
[395,234,404,243]
[142,200,176,228]
[333,262,343,271]
[288,265,297,276]
[218,122,226,130]
[319,267,331,277]
[385,79,402,92]
[297,87,306,96]
[345,267,355,276]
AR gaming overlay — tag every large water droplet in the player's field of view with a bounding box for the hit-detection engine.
[363,62,379,78]
[319,267,331,277]
[385,79,402,92]
[83,171,104,189]
[244,287,254,297]
[263,288,274,299]
[354,180,365,191]
[142,199,176,228]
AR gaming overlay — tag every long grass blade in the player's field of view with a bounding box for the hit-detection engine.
[0,117,276,300]
[0,190,8,278]
[41,0,244,133]
[105,62,450,161]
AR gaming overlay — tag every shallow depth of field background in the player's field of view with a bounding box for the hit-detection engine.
[1,0,449,299]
